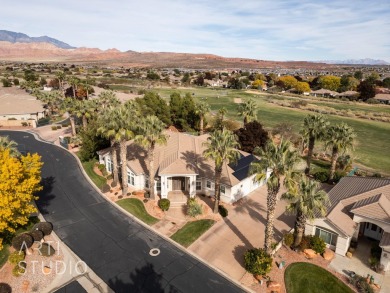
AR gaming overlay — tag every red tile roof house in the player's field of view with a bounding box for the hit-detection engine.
[98,130,269,203]
[305,177,390,271]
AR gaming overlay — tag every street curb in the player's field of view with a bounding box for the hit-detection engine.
[5,130,253,293]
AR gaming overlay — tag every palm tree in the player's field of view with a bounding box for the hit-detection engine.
[135,116,168,199]
[67,76,80,98]
[300,114,329,174]
[238,98,257,125]
[281,175,328,247]
[97,106,121,188]
[203,128,240,213]
[63,98,77,136]
[325,123,355,181]
[73,100,95,129]
[251,139,299,253]
[195,101,210,135]
[0,136,20,157]
[55,71,66,95]
[97,90,120,109]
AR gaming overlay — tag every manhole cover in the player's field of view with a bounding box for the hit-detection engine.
[149,248,160,256]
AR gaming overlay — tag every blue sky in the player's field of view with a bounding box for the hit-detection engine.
[1,0,389,61]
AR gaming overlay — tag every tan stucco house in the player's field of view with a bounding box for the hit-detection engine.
[305,177,390,271]
[98,130,267,203]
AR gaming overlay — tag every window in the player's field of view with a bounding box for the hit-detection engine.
[107,158,113,173]
[371,224,378,231]
[145,176,149,188]
[315,227,337,246]
[196,181,202,191]
[220,185,226,195]
[206,180,211,189]
[156,181,161,191]
[127,171,135,186]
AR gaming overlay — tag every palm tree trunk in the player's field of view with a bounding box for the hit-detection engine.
[213,167,222,214]
[82,115,87,129]
[244,116,248,126]
[111,141,119,187]
[293,211,306,247]
[120,140,128,195]
[305,136,315,174]
[70,115,76,136]
[72,86,76,98]
[264,186,279,253]
[329,147,339,181]
[149,145,156,200]
[200,116,204,135]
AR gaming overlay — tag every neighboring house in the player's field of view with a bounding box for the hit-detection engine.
[336,91,359,100]
[310,89,338,98]
[374,94,390,105]
[0,87,46,127]
[305,177,390,271]
[98,131,267,203]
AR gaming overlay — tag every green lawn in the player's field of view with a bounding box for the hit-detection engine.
[285,262,354,293]
[0,245,10,269]
[80,158,107,189]
[116,198,159,225]
[170,219,215,247]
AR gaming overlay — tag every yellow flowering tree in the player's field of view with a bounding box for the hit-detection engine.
[0,149,43,249]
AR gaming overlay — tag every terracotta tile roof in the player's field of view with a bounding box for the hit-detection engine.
[322,177,390,237]
[311,89,338,95]
[120,130,257,186]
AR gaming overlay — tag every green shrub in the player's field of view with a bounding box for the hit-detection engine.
[7,117,16,120]
[218,205,228,217]
[313,171,329,183]
[30,230,44,242]
[158,199,171,211]
[244,248,273,276]
[12,262,26,277]
[40,243,56,257]
[310,235,326,254]
[0,283,12,293]
[284,233,294,247]
[56,125,62,129]
[372,172,382,178]
[333,170,346,183]
[51,126,57,131]
[33,222,53,236]
[106,174,112,180]
[187,199,203,217]
[21,122,28,127]
[349,274,374,293]
[97,164,106,172]
[8,251,25,264]
[12,233,34,251]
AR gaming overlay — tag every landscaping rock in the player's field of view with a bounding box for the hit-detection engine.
[346,251,353,258]
[43,266,51,274]
[267,281,281,292]
[22,280,30,292]
[323,249,335,260]
[304,249,317,259]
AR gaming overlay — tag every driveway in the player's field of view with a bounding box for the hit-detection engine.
[189,185,295,281]
[2,131,243,293]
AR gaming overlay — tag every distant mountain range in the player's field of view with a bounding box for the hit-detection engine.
[320,58,390,65]
[0,30,75,49]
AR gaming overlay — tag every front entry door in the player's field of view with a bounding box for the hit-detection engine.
[172,177,185,191]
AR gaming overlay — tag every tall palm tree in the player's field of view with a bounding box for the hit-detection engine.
[325,123,355,181]
[195,101,210,135]
[251,139,299,253]
[135,115,167,199]
[73,100,95,129]
[97,106,121,188]
[238,98,257,125]
[281,175,328,247]
[203,128,240,213]
[67,76,80,98]
[300,114,329,174]
[63,98,77,136]
[0,136,20,157]
[97,90,120,109]
[55,71,66,95]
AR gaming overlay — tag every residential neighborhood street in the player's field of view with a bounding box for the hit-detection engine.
[1,131,244,293]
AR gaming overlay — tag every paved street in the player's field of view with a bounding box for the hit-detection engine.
[2,131,244,293]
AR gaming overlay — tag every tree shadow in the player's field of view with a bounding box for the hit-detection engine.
[234,197,267,223]
[126,144,149,176]
[107,262,180,293]
[224,218,253,248]
[35,176,56,215]
[232,244,248,270]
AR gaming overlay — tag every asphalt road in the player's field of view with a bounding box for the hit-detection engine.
[2,131,244,293]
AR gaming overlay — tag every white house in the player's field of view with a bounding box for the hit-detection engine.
[305,177,390,271]
[98,130,268,203]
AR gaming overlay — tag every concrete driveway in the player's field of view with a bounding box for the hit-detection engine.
[189,185,295,281]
